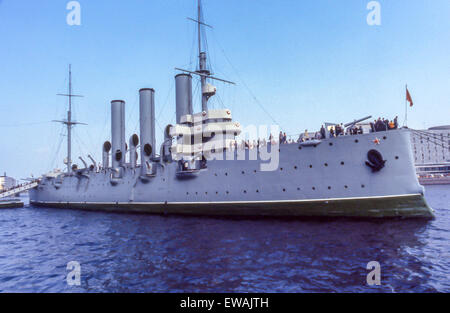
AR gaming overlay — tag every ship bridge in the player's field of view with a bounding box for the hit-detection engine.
[170,109,241,159]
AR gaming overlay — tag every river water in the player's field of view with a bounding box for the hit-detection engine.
[0,185,448,293]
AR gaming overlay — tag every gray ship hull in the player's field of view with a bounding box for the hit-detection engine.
[30,129,434,218]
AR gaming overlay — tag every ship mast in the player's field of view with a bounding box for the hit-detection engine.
[54,65,86,173]
[176,0,235,112]
[197,0,209,112]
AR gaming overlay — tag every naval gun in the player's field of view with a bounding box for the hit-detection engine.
[77,157,90,178]
[87,155,97,172]
[344,116,372,128]
[79,157,88,169]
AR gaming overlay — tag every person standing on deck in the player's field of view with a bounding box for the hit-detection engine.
[304,130,309,141]
[320,125,326,139]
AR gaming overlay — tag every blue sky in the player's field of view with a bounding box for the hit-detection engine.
[0,0,449,179]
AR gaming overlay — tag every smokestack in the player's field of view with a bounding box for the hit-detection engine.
[175,74,193,123]
[111,100,126,169]
[120,102,126,165]
[139,88,155,176]
[129,134,139,168]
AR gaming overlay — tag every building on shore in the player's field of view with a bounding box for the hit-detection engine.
[410,125,450,184]
[0,173,16,192]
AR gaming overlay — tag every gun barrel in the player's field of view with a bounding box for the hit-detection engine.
[344,115,372,128]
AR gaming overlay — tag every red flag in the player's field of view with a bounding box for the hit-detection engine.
[406,88,414,107]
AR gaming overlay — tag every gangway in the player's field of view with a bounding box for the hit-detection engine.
[0,181,39,199]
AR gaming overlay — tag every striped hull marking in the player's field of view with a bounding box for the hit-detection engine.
[31,194,434,218]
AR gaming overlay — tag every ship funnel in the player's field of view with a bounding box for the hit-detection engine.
[129,134,139,168]
[103,141,111,169]
[175,74,193,123]
[111,100,126,170]
[139,88,156,177]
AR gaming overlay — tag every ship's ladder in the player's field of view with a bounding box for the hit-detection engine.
[0,181,39,199]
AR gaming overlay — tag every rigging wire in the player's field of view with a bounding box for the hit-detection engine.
[410,129,449,150]
[73,131,89,160]
[189,21,198,71]
[410,129,449,145]
[411,129,450,143]
[99,100,111,146]
[215,87,226,109]
[155,119,165,134]
[192,78,201,112]
[0,121,52,128]
[210,30,281,127]
[127,92,140,135]
[156,78,175,122]
[49,125,66,171]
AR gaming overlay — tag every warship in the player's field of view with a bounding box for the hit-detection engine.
[27,1,433,218]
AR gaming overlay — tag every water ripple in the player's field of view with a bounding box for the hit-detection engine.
[0,185,448,292]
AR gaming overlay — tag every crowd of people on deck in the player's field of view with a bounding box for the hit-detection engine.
[225,116,399,150]
[370,116,399,132]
